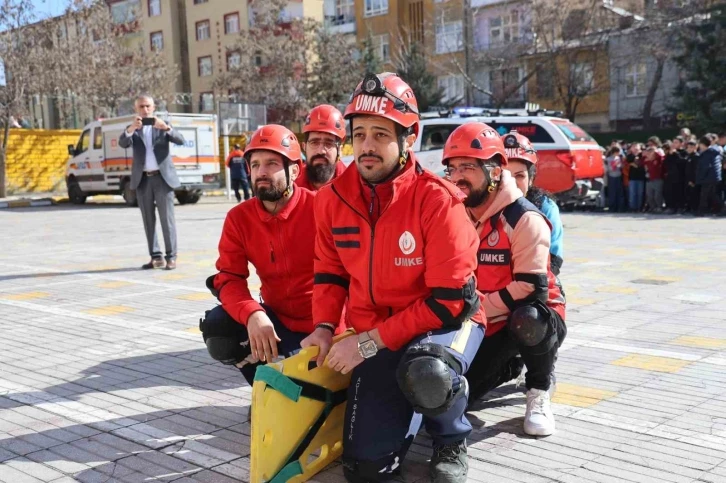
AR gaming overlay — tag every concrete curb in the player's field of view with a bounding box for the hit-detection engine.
[1,191,231,209]
[0,198,55,209]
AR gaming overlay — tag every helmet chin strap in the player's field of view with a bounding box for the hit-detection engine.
[479,163,500,203]
[282,159,294,198]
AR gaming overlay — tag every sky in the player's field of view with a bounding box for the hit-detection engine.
[30,0,67,20]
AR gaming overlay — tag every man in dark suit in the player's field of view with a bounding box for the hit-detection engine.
[118,94,185,270]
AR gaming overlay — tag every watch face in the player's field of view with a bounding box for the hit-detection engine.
[359,340,378,358]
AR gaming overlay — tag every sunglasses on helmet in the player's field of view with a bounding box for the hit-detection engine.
[349,73,420,116]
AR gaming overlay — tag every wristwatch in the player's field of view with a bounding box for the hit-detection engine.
[357,332,378,359]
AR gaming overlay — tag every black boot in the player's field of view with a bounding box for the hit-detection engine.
[430,440,468,483]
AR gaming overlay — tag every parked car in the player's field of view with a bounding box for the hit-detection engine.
[343,112,604,204]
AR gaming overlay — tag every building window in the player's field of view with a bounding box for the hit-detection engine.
[438,75,464,103]
[336,0,355,21]
[436,21,463,54]
[490,67,524,101]
[198,56,213,76]
[225,13,240,34]
[150,31,163,51]
[57,23,67,40]
[196,20,211,41]
[536,64,554,99]
[364,0,388,17]
[373,34,390,63]
[93,127,103,150]
[489,10,519,46]
[110,0,139,25]
[148,0,160,17]
[200,92,214,112]
[227,50,241,70]
[570,62,594,95]
[625,62,646,97]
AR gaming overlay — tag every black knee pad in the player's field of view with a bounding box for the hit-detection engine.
[508,302,556,353]
[199,306,250,365]
[395,343,465,417]
[342,454,401,483]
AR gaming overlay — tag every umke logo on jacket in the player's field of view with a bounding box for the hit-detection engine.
[395,231,422,267]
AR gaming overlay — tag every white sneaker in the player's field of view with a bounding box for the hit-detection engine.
[524,388,555,436]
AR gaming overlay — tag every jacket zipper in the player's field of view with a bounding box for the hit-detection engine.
[331,185,377,306]
[368,186,377,306]
[277,219,291,302]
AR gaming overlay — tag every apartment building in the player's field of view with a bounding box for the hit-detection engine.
[353,0,436,71]
[185,0,324,113]
[323,0,357,48]
[468,0,645,131]
[184,0,247,114]
[108,0,190,112]
[430,0,466,106]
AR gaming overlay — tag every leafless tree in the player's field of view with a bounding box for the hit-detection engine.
[427,1,543,109]
[215,0,316,123]
[49,0,178,120]
[529,0,617,120]
[306,27,362,107]
[615,1,710,128]
[0,0,51,197]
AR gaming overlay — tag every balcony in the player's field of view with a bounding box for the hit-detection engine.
[324,15,356,34]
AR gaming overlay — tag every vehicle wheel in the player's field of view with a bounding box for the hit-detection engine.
[176,191,201,205]
[67,177,87,205]
[122,180,138,207]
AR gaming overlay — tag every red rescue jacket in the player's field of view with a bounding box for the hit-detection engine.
[212,187,321,333]
[312,152,481,351]
[295,161,347,191]
[471,174,566,336]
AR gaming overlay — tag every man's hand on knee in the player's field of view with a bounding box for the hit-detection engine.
[247,311,281,362]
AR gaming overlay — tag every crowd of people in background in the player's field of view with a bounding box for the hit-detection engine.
[603,128,725,216]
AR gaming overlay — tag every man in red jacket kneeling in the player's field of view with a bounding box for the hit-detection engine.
[301,73,483,483]
[199,124,331,385]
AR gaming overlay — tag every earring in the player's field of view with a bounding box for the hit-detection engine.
[487,182,496,193]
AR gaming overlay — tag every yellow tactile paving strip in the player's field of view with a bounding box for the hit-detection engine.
[612,354,691,373]
[552,383,618,408]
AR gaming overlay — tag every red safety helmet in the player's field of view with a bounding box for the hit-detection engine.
[501,131,538,166]
[344,72,420,136]
[244,124,302,167]
[303,105,346,141]
[442,122,507,166]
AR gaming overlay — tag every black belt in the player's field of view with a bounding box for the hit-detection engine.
[143,170,160,176]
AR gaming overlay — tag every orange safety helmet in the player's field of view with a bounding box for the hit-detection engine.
[244,124,303,167]
[303,105,346,141]
[344,72,420,136]
[442,122,507,166]
[501,130,538,166]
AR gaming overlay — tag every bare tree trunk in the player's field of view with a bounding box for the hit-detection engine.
[642,57,665,129]
[462,0,473,105]
[0,119,10,198]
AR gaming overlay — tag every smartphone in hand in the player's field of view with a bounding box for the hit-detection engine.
[141,117,155,126]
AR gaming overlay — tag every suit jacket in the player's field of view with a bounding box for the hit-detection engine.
[118,125,185,189]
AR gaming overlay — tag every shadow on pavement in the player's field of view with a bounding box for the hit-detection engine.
[0,267,146,282]
[0,405,252,482]
[1,349,246,412]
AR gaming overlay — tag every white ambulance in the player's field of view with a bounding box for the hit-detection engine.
[65,113,220,205]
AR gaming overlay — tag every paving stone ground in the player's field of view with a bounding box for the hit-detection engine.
[1,199,725,483]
